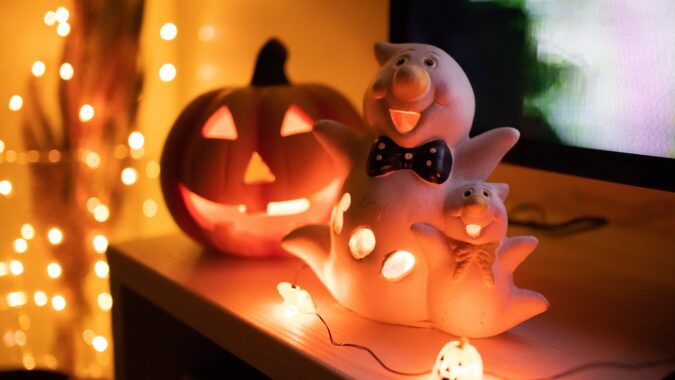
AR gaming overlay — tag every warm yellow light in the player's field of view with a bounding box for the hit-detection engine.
[143,199,158,217]
[79,104,94,122]
[51,295,66,311]
[93,235,108,254]
[381,250,416,281]
[128,131,145,149]
[92,336,108,352]
[160,22,177,40]
[56,22,71,37]
[277,282,316,316]
[22,355,35,370]
[348,227,376,259]
[55,7,69,23]
[47,227,63,245]
[93,204,110,222]
[198,25,215,42]
[47,262,62,279]
[44,11,57,26]
[145,160,160,178]
[32,61,46,77]
[0,262,7,277]
[20,224,35,240]
[0,180,13,196]
[97,293,113,311]
[94,260,109,278]
[432,338,483,380]
[34,291,48,307]
[120,167,138,185]
[266,198,309,216]
[159,63,176,82]
[15,330,27,346]
[9,95,23,111]
[13,238,28,254]
[7,291,27,307]
[48,149,61,162]
[84,151,101,168]
[59,62,74,80]
[9,260,24,276]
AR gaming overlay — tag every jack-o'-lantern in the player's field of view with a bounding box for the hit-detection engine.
[161,38,363,257]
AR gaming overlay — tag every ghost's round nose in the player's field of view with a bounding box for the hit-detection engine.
[464,195,488,217]
[392,65,430,102]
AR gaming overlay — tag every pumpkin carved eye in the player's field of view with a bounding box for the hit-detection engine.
[202,106,238,140]
[280,105,314,137]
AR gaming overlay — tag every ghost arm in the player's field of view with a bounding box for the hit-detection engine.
[313,120,369,177]
[281,224,331,284]
[452,127,520,182]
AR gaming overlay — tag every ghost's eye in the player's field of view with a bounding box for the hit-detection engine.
[463,190,473,198]
[280,105,314,137]
[202,106,238,140]
[394,56,408,67]
[482,190,490,198]
[423,57,437,68]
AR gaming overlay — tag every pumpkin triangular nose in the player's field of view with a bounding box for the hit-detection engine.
[244,151,276,184]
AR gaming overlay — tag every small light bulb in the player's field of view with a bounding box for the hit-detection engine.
[9,95,23,111]
[79,104,94,122]
[51,295,66,311]
[32,61,46,77]
[34,291,48,307]
[21,224,35,240]
[159,23,177,40]
[56,22,71,37]
[94,260,109,278]
[47,227,63,245]
[159,63,176,82]
[93,235,108,254]
[93,204,110,222]
[59,62,74,80]
[55,7,69,23]
[92,336,108,352]
[13,238,28,253]
[44,11,57,26]
[127,131,144,149]
[47,262,62,279]
[121,167,138,185]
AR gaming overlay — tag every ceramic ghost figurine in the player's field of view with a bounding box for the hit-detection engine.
[282,42,540,336]
[412,182,548,338]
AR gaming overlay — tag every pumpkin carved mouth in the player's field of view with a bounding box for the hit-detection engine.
[180,178,341,230]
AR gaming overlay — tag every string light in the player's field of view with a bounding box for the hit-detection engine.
[47,262,62,279]
[54,7,69,23]
[13,238,28,254]
[44,11,57,26]
[34,291,48,307]
[8,95,23,111]
[113,144,128,159]
[59,62,74,80]
[93,204,110,222]
[9,260,24,276]
[94,260,109,278]
[21,224,35,240]
[92,234,108,254]
[56,22,70,37]
[51,295,66,311]
[97,293,113,311]
[127,131,144,149]
[7,291,27,308]
[47,227,64,245]
[0,180,12,196]
[120,167,138,185]
[143,199,158,217]
[92,336,108,352]
[159,63,176,82]
[159,23,177,40]
[32,61,46,77]
[79,104,95,122]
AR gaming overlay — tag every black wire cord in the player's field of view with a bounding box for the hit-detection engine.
[508,203,608,236]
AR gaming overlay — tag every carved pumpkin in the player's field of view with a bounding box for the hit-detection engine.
[161,39,363,257]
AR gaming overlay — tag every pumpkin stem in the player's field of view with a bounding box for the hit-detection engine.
[251,38,290,86]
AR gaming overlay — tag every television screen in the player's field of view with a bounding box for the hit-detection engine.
[391,0,675,191]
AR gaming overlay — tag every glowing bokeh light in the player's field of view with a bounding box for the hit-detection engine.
[79,104,95,122]
[47,262,62,279]
[13,238,28,254]
[9,260,24,276]
[93,204,110,222]
[7,291,27,307]
[59,62,74,80]
[94,260,109,278]
[93,235,108,254]
[47,227,63,245]
[9,95,23,111]
[92,336,108,352]
[56,22,70,37]
[120,167,138,185]
[143,199,158,217]
[34,291,48,307]
[32,61,46,77]
[198,25,215,42]
[84,151,101,169]
[21,224,35,240]
[145,160,160,178]
[159,63,176,82]
[55,7,69,23]
[160,23,177,40]
[44,11,57,26]
[51,295,66,311]
[127,131,144,149]
[97,293,113,311]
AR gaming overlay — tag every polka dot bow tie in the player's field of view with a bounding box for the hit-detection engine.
[366,136,452,184]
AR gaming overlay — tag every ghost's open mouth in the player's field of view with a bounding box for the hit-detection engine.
[389,109,421,133]
[465,224,482,238]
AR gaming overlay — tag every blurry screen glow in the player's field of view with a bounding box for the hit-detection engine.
[522,0,675,158]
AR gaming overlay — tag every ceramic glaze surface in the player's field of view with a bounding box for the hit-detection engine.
[283,42,547,337]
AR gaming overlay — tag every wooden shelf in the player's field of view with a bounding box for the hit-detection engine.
[108,223,675,379]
